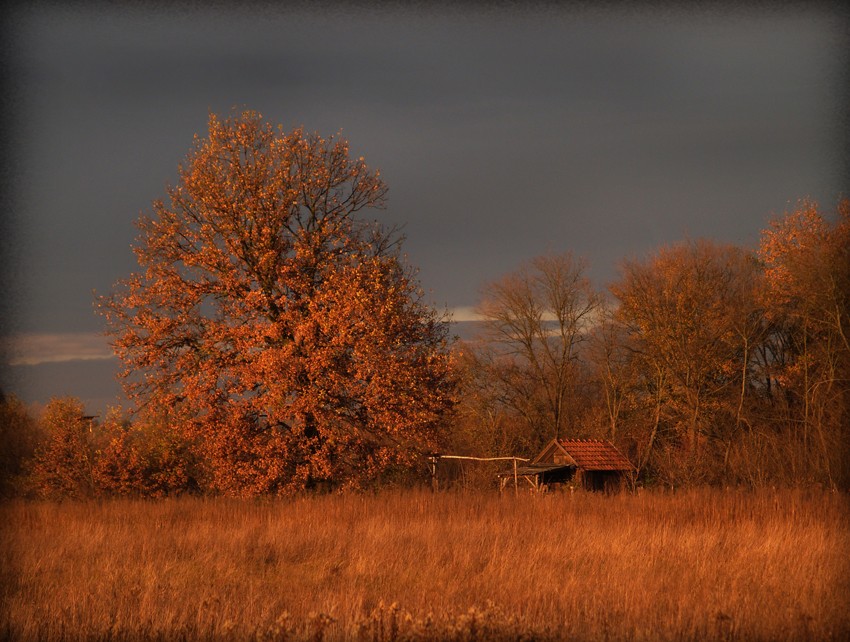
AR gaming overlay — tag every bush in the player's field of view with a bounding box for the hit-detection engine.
[0,392,41,496]
[29,397,96,499]
[93,412,199,497]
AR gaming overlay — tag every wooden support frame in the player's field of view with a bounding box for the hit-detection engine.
[428,454,529,494]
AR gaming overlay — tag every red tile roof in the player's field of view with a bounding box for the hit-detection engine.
[557,439,634,471]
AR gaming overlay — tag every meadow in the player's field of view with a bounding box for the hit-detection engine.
[1,488,848,641]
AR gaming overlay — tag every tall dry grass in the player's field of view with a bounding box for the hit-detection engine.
[1,488,848,641]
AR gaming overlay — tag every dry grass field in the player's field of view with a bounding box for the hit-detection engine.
[1,488,848,641]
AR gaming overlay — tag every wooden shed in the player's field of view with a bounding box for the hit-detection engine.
[501,438,635,492]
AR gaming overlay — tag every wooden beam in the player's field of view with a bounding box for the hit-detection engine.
[428,454,530,491]
[434,455,530,462]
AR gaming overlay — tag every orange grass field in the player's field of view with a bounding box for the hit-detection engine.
[1,488,848,641]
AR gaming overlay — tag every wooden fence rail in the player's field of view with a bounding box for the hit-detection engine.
[426,454,530,494]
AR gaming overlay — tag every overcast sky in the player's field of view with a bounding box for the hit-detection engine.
[1,3,847,414]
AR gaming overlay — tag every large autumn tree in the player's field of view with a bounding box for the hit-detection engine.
[99,111,457,495]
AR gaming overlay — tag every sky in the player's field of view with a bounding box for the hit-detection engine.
[1,3,847,416]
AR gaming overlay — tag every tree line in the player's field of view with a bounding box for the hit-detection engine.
[451,201,849,490]
[1,111,847,497]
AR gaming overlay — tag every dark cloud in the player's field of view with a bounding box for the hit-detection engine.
[4,358,125,415]
[3,4,847,406]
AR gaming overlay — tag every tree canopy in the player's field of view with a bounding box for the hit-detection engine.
[99,111,458,494]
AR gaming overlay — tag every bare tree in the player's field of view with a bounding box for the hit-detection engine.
[475,253,601,441]
[586,305,634,441]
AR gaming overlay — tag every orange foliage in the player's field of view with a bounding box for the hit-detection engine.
[758,198,850,342]
[92,410,197,497]
[98,111,458,494]
[756,199,850,487]
[610,240,764,476]
[29,397,95,499]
